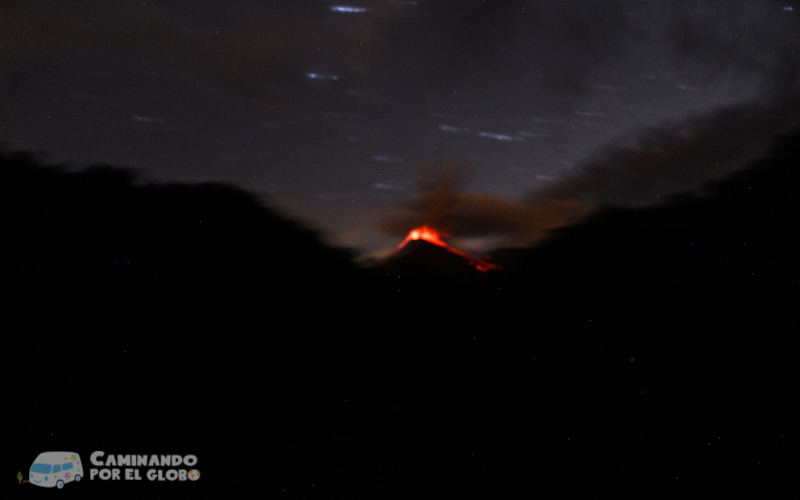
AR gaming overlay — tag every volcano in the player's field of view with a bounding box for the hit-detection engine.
[382,227,501,277]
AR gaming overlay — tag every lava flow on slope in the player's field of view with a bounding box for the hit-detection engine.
[395,226,501,273]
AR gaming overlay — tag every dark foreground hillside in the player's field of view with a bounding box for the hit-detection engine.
[2,152,363,324]
[3,128,799,499]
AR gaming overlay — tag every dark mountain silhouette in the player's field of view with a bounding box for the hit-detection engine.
[1,150,382,480]
[2,151,364,328]
[474,127,800,495]
[1,151,379,424]
[492,125,799,327]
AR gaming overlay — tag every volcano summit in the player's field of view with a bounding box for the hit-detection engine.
[378,227,501,281]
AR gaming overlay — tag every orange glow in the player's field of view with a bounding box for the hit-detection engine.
[396,226,501,273]
[397,226,448,249]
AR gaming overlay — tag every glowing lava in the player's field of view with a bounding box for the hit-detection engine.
[397,226,448,248]
[396,226,501,273]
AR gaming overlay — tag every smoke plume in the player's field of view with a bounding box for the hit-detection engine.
[380,161,591,246]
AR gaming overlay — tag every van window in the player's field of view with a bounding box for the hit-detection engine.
[31,464,52,474]
[52,465,61,473]
[63,463,74,471]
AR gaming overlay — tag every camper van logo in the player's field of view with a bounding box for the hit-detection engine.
[28,452,83,489]
[23,451,199,489]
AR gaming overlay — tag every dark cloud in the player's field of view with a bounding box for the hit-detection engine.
[380,0,643,93]
[3,0,793,109]
[376,0,527,84]
[540,93,800,206]
[523,1,642,94]
[664,0,800,93]
[376,0,796,98]
[0,1,359,118]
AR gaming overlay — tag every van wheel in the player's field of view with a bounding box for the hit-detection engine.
[57,480,64,489]
[75,475,81,482]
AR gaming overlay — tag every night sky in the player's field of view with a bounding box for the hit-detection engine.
[2,0,799,255]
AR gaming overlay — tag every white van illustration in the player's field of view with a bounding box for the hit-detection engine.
[29,452,83,489]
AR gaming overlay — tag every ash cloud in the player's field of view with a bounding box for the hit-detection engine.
[380,161,590,246]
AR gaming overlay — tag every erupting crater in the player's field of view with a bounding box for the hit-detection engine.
[395,226,500,273]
